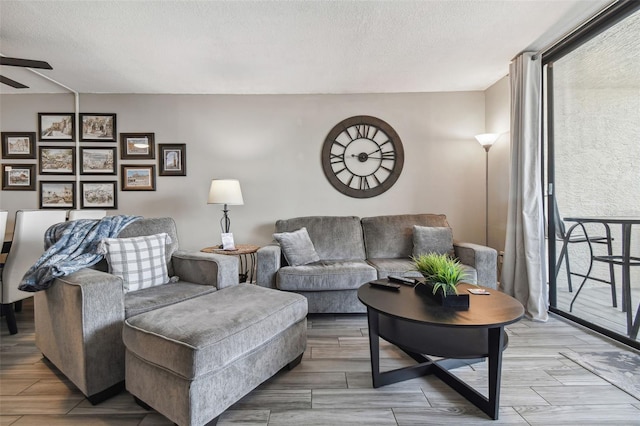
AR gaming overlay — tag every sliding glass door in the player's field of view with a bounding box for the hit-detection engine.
[545,3,640,348]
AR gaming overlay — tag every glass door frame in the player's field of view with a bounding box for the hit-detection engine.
[543,0,640,349]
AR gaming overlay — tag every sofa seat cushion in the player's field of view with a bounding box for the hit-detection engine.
[123,284,307,380]
[367,258,422,279]
[277,260,377,292]
[124,282,216,318]
[368,258,478,284]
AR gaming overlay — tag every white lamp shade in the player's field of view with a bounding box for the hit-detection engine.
[474,133,501,148]
[207,179,244,205]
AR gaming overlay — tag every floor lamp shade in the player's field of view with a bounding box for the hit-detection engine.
[475,133,500,152]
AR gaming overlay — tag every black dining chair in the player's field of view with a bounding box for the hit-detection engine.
[552,201,617,310]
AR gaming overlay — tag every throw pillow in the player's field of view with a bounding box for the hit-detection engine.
[99,232,171,292]
[273,227,320,266]
[412,226,455,257]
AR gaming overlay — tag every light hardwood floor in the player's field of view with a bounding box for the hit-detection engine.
[2,299,640,425]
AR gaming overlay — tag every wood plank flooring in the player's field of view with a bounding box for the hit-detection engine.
[2,298,640,425]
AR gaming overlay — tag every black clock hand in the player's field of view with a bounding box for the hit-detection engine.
[350,155,392,160]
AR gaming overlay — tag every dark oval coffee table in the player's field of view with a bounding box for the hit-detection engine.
[358,281,524,420]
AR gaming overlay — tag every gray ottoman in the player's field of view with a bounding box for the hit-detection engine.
[123,284,307,426]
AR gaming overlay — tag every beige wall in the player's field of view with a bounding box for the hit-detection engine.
[1,92,495,251]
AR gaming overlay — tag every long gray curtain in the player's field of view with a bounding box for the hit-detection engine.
[501,52,548,321]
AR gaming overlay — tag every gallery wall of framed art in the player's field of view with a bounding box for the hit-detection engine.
[1,112,187,210]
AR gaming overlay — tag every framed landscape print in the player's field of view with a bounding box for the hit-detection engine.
[120,133,155,159]
[80,147,116,175]
[38,113,75,141]
[39,146,76,175]
[2,164,36,190]
[158,143,186,176]
[1,132,36,159]
[40,181,75,209]
[80,113,117,142]
[80,181,117,209]
[121,164,155,191]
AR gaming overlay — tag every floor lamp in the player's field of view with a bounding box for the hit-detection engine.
[475,133,500,246]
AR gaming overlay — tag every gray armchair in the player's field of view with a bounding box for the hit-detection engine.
[34,217,239,404]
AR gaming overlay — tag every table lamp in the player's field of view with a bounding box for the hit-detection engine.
[207,179,244,234]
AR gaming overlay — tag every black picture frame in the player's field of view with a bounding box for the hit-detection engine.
[2,164,36,191]
[121,164,156,191]
[80,113,117,142]
[80,147,116,175]
[39,146,76,175]
[158,143,186,176]
[120,133,155,159]
[1,132,36,159]
[40,181,76,209]
[38,113,75,142]
[80,181,118,209]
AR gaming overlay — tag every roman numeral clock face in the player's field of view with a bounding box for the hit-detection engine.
[322,116,404,198]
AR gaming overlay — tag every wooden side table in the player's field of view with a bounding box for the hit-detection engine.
[201,244,260,283]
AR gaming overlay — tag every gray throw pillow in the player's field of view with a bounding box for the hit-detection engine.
[412,225,455,257]
[273,227,320,266]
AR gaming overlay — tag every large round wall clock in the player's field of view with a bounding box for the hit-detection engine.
[321,115,404,198]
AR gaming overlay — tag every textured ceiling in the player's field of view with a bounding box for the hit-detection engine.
[0,0,612,95]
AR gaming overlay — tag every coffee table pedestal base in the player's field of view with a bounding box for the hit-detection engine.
[367,309,506,420]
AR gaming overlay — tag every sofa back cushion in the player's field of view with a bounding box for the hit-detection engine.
[362,214,450,259]
[91,217,180,275]
[118,217,179,258]
[275,216,365,261]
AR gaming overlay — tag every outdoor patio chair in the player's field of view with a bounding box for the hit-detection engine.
[553,201,617,309]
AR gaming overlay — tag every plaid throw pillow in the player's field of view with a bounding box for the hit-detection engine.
[100,233,171,292]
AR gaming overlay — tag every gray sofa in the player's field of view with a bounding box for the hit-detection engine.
[34,218,241,404]
[256,214,497,313]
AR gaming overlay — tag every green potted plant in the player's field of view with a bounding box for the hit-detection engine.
[412,253,471,308]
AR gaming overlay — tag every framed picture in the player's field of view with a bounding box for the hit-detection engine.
[158,144,186,176]
[1,132,36,159]
[2,164,36,190]
[80,147,116,175]
[121,164,156,191]
[80,181,117,209]
[39,146,76,175]
[40,181,75,209]
[80,113,117,142]
[120,133,155,159]
[38,113,75,141]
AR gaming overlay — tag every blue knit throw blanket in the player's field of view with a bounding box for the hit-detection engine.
[18,215,141,292]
